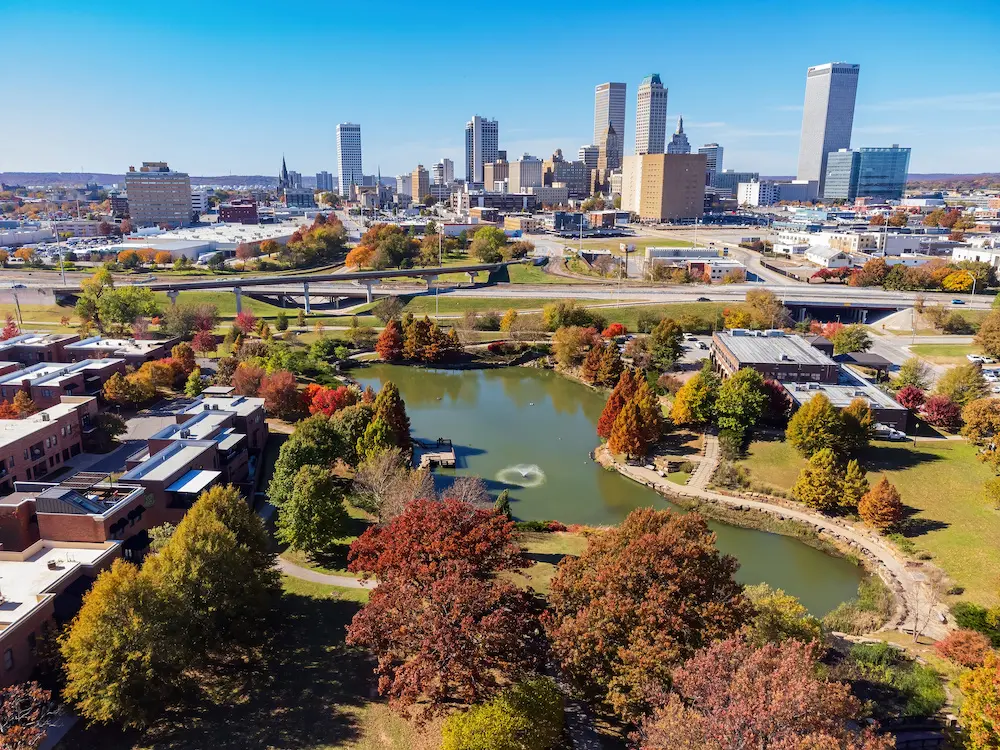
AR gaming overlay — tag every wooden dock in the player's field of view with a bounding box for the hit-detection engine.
[414,438,456,469]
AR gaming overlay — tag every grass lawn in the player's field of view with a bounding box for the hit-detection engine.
[504,531,589,597]
[738,437,1000,606]
[0,302,78,325]
[400,295,567,315]
[280,506,375,577]
[506,263,583,284]
[576,237,693,254]
[666,470,692,486]
[58,575,443,750]
[909,343,982,364]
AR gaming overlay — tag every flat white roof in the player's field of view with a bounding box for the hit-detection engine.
[119,440,216,482]
[0,542,118,631]
[0,359,123,388]
[65,336,167,355]
[0,401,86,444]
[184,395,264,419]
[166,469,221,495]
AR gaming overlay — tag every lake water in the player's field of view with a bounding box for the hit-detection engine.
[355,364,863,615]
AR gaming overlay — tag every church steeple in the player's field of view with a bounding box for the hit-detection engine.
[278,156,290,191]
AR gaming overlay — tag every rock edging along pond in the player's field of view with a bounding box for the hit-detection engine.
[354,364,865,616]
[595,445,950,639]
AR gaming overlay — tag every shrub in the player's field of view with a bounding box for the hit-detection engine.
[952,602,1000,647]
[474,311,501,331]
[547,520,567,532]
[657,373,683,395]
[712,460,750,489]
[841,642,947,720]
[821,577,894,635]
[602,323,627,338]
[440,678,564,750]
[935,629,992,668]
[717,429,744,461]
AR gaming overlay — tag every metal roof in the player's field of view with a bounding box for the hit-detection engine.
[715,331,836,368]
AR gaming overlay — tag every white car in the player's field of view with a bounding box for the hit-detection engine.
[967,354,985,363]
[985,371,1000,382]
[683,333,696,341]
[874,424,907,441]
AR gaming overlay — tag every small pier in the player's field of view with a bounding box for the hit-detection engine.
[414,438,456,469]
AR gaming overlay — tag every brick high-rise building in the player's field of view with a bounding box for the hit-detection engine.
[124,162,192,227]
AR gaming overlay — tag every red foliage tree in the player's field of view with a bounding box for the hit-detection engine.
[0,680,55,750]
[581,343,603,384]
[597,388,627,439]
[0,314,20,341]
[191,330,216,354]
[300,383,323,411]
[259,370,303,420]
[637,638,893,750]
[375,319,404,361]
[934,629,992,668]
[858,476,904,533]
[348,497,525,582]
[762,379,793,425]
[0,400,18,419]
[373,381,411,451]
[921,394,962,431]
[233,311,259,334]
[170,342,196,375]
[602,322,627,338]
[545,508,751,721]
[231,363,266,396]
[345,571,542,718]
[894,385,925,411]
[308,385,359,416]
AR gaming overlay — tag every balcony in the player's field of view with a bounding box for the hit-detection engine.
[29,448,44,461]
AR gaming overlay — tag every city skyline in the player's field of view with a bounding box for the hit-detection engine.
[1,0,998,178]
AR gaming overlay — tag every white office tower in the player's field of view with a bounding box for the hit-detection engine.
[336,123,363,196]
[578,144,599,170]
[635,74,668,155]
[796,62,860,193]
[464,116,499,184]
[432,158,454,185]
[666,115,691,154]
[698,143,724,181]
[508,154,543,193]
[594,82,626,169]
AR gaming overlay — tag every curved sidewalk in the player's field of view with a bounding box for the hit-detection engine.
[276,556,375,589]
[599,437,949,641]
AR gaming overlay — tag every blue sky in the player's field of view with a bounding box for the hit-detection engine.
[2,0,998,178]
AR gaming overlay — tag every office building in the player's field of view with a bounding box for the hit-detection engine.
[822,145,911,202]
[395,175,410,198]
[508,154,543,193]
[621,154,707,222]
[411,165,430,203]
[124,162,192,228]
[712,330,839,382]
[667,116,691,155]
[432,158,454,185]
[578,145,599,170]
[527,185,570,207]
[336,123,363,197]
[698,144,724,182]
[594,82,626,169]
[711,170,760,198]
[597,123,622,172]
[464,115,499,184]
[110,193,129,218]
[738,180,780,207]
[316,171,334,191]
[796,62,860,193]
[543,151,591,199]
[635,74,668,156]
[483,157,509,192]
[190,189,209,217]
[287,171,302,189]
[283,188,316,209]
[219,198,259,225]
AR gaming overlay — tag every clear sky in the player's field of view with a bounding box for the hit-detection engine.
[2,0,998,179]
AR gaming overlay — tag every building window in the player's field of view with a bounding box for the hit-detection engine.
[3,649,12,671]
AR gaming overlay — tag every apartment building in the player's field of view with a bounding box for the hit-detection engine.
[177,395,269,453]
[124,162,193,228]
[63,336,175,365]
[0,398,97,496]
[0,359,126,409]
[137,409,250,484]
[118,440,222,526]
[0,333,81,366]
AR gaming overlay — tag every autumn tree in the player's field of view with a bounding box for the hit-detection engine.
[309,385,359,416]
[352,447,435,521]
[842,397,874,455]
[444,475,491,507]
[895,384,925,411]
[962,397,1000,471]
[670,367,719,426]
[742,584,822,647]
[373,381,411,451]
[792,448,843,512]
[469,225,507,263]
[184,367,204,397]
[596,342,624,386]
[231,362,266,396]
[633,379,665,445]
[375,319,404,361]
[715,367,767,442]
[11,391,36,419]
[276,464,349,555]
[894,357,932,391]
[608,398,647,458]
[581,343,603,384]
[551,325,600,369]
[0,681,55,750]
[959,653,1000,749]
[440,678,563,750]
[545,508,751,721]
[935,629,992,669]
[598,369,640,439]
[786,393,845,458]
[637,638,893,750]
[0,314,19,341]
[936,363,987,407]
[259,369,303,420]
[831,324,873,355]
[858,477,903,532]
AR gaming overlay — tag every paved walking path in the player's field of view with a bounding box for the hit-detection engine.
[599,436,950,641]
[276,556,375,590]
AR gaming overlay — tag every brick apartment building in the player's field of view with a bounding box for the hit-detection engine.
[219,198,259,225]
[711,329,840,383]
[63,336,175,366]
[0,359,126,409]
[0,333,80,366]
[176,395,268,452]
[119,440,223,526]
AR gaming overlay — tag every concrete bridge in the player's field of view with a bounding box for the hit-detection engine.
[51,261,513,313]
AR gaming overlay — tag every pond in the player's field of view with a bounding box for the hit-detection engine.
[355,364,864,615]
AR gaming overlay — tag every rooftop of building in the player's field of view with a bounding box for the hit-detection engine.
[714,330,836,368]
[124,222,295,245]
[0,359,123,388]
[0,332,78,352]
[64,336,168,355]
[182,395,265,419]
[118,440,217,483]
[0,541,120,633]
[149,410,232,442]
[0,400,91,444]
[165,469,222,495]
[781,367,904,411]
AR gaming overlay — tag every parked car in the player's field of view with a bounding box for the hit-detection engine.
[967,354,985,363]
[697,341,709,350]
[874,423,907,441]
[683,332,696,341]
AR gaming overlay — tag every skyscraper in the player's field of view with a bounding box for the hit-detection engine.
[698,143,724,183]
[796,62,860,193]
[432,158,454,185]
[822,145,910,201]
[635,74,668,155]
[316,171,334,191]
[336,123,363,196]
[667,116,691,155]
[411,165,430,203]
[465,115,499,184]
[578,145,599,170]
[124,162,192,227]
[594,82,626,169]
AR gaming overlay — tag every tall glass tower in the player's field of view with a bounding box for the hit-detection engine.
[336,123,363,197]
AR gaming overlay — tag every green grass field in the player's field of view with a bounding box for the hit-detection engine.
[585,302,727,331]
[909,343,981,364]
[506,262,583,284]
[667,470,692,486]
[738,437,1000,606]
[504,531,589,597]
[575,237,693,254]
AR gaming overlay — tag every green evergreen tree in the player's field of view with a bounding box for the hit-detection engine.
[275,311,289,331]
[184,367,204,397]
[792,448,843,511]
[841,459,869,511]
[373,381,412,450]
[494,489,512,520]
[356,416,393,463]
